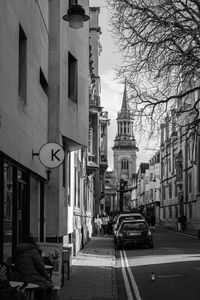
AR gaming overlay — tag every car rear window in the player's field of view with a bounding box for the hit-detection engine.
[121,222,147,230]
[119,215,143,223]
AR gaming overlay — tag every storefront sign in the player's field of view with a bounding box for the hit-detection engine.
[38,143,65,168]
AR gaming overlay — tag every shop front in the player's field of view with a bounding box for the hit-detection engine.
[0,153,45,263]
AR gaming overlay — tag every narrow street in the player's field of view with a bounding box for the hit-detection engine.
[116,227,200,300]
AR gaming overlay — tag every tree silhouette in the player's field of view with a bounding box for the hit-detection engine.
[106,0,200,139]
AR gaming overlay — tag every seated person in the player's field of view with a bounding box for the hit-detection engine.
[14,236,52,299]
[0,262,27,300]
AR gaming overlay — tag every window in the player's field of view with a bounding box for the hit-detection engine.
[62,142,66,188]
[121,158,128,170]
[88,127,93,154]
[169,158,171,173]
[169,206,172,219]
[162,186,165,200]
[198,138,200,192]
[68,52,78,102]
[169,183,172,198]
[189,204,192,218]
[175,206,178,219]
[74,167,77,206]
[174,181,177,197]
[18,24,27,102]
[3,163,13,262]
[69,0,77,6]
[78,171,80,208]
[188,173,192,193]
[40,68,48,96]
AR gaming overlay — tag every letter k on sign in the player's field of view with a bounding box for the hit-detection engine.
[39,143,65,168]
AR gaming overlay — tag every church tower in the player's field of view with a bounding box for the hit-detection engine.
[112,82,138,182]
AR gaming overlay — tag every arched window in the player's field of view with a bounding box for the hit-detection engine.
[121,158,129,170]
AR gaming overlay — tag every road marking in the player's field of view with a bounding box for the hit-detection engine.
[122,250,142,300]
[120,251,134,300]
[158,274,180,278]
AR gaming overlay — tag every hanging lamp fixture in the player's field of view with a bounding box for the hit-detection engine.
[63,0,89,29]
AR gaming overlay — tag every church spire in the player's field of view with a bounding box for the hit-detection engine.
[121,79,129,112]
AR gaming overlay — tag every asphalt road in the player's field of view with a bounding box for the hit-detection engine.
[116,227,200,300]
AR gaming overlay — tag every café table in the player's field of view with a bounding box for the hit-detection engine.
[9,281,39,299]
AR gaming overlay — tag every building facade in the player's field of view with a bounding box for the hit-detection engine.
[0,0,104,263]
[87,7,109,221]
[160,104,200,230]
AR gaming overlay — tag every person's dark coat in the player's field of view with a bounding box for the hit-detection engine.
[0,280,27,300]
[14,243,52,290]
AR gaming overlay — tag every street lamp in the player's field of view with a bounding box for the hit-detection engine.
[63,0,89,29]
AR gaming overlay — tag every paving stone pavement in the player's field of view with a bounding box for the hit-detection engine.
[59,236,119,300]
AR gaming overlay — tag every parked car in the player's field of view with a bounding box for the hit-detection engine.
[115,219,154,250]
[113,213,145,241]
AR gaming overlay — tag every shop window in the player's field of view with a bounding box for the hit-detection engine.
[17,169,28,244]
[30,176,40,241]
[18,24,27,103]
[68,52,78,102]
[3,163,13,262]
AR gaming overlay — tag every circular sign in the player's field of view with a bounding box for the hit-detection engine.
[39,143,65,168]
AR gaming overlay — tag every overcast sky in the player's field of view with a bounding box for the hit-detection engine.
[90,0,158,170]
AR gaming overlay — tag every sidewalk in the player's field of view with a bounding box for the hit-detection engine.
[59,236,118,300]
[161,225,199,237]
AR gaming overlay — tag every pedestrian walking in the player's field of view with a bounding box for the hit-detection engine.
[178,214,187,231]
[94,215,102,236]
[150,215,156,232]
[101,212,109,236]
[107,215,113,235]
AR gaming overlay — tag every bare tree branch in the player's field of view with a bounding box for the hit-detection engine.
[106,0,200,139]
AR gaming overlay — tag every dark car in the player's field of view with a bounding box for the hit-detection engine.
[115,219,154,250]
[113,213,144,242]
